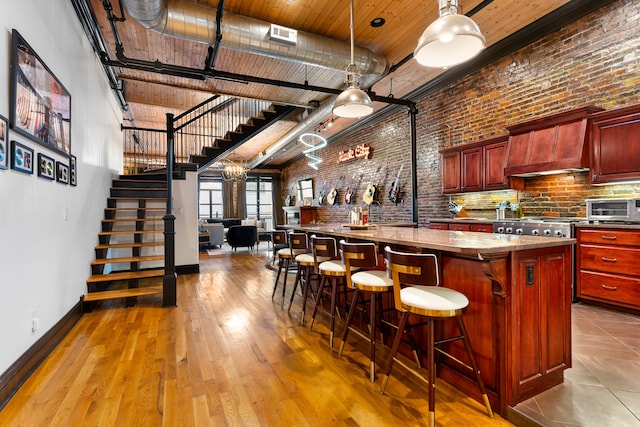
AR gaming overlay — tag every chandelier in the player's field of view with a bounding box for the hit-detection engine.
[221,159,247,182]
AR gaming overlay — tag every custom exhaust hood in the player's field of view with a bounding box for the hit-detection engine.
[504,105,604,177]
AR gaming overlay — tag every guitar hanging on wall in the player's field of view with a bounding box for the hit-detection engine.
[363,166,384,205]
[344,173,362,204]
[388,164,403,205]
[317,180,327,205]
[326,176,344,206]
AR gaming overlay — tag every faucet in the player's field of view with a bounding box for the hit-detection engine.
[496,200,510,220]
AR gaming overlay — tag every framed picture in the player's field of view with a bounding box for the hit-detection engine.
[11,140,33,174]
[37,153,55,180]
[9,29,71,157]
[69,154,77,186]
[0,114,8,170]
[56,160,69,184]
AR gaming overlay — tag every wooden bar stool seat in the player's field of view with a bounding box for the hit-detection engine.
[338,240,421,383]
[288,250,330,324]
[380,246,493,427]
[309,236,357,349]
[271,232,307,306]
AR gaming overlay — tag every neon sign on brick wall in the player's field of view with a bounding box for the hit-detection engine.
[337,143,370,163]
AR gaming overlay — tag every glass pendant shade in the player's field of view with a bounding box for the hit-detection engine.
[414,11,485,68]
[333,84,374,118]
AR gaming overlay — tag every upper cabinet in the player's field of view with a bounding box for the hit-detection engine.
[589,104,640,184]
[504,105,603,177]
[440,136,523,194]
[441,150,462,193]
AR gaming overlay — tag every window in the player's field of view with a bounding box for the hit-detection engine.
[199,178,223,219]
[246,176,273,222]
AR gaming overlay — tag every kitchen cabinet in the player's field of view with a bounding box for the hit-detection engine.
[449,223,471,231]
[461,146,483,192]
[576,227,640,310]
[483,140,508,190]
[471,223,494,233]
[440,136,522,194]
[589,104,640,184]
[441,151,461,193]
[429,222,450,230]
[429,221,493,233]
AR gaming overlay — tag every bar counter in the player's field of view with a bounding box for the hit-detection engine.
[287,223,575,418]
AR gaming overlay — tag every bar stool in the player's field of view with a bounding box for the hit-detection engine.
[271,232,307,306]
[309,236,355,349]
[337,240,394,383]
[287,235,330,324]
[380,246,493,427]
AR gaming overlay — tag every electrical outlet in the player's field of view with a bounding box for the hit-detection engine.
[30,309,38,333]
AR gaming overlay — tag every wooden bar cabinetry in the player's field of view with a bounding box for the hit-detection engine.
[282,206,317,225]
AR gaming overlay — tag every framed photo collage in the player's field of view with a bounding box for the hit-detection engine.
[1,30,76,187]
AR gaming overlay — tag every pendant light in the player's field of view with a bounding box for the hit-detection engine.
[332,0,374,118]
[414,0,485,68]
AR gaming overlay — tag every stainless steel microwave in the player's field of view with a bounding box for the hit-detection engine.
[586,198,640,221]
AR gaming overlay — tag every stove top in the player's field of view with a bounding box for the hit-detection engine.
[493,219,573,237]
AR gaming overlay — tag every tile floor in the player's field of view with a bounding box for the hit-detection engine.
[512,302,640,426]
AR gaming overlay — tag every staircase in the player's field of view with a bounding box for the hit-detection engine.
[83,174,167,304]
[188,103,297,172]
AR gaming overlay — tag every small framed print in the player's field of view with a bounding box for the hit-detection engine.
[11,140,33,174]
[56,160,69,184]
[0,114,8,170]
[69,154,77,186]
[37,153,55,180]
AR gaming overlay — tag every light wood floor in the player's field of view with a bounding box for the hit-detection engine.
[1,247,514,426]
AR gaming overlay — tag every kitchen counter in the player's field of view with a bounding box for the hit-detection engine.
[286,223,574,418]
[289,223,574,254]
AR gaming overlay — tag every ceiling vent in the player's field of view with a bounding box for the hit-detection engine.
[270,24,297,45]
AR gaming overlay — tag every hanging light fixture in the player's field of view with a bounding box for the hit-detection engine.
[299,133,328,170]
[414,0,485,68]
[332,0,374,118]
[221,158,247,182]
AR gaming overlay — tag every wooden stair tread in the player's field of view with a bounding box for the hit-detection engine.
[99,229,163,236]
[111,188,167,192]
[96,241,163,250]
[104,207,166,211]
[92,255,164,265]
[87,269,165,284]
[108,197,166,201]
[83,285,163,302]
[102,217,164,223]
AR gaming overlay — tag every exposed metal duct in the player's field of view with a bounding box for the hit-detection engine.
[248,98,336,169]
[121,0,388,77]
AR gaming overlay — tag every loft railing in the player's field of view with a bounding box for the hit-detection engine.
[121,95,271,174]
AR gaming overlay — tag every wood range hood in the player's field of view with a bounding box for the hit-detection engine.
[504,105,604,177]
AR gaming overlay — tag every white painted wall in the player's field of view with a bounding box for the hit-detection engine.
[0,0,123,373]
[174,171,199,267]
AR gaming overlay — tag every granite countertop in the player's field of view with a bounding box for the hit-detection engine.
[287,224,575,255]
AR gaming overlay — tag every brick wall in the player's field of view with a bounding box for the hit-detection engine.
[284,0,640,225]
